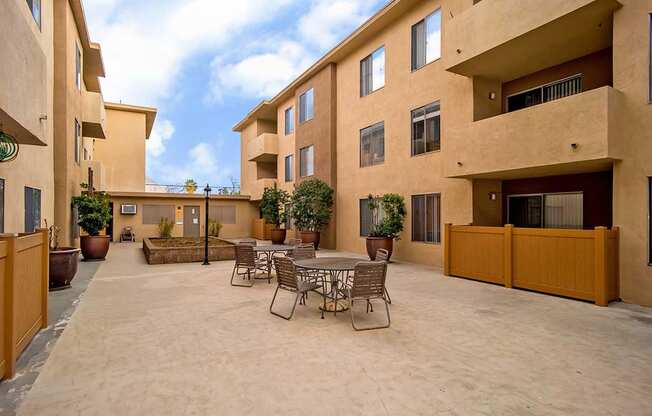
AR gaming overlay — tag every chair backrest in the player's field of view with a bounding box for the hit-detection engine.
[351,261,387,299]
[239,239,257,246]
[235,244,256,267]
[375,248,389,262]
[274,256,299,290]
[287,238,302,246]
[291,244,315,260]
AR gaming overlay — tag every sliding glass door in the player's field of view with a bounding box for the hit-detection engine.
[508,193,583,229]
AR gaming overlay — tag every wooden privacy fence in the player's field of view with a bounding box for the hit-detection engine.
[444,224,619,306]
[1,229,49,381]
[251,219,274,240]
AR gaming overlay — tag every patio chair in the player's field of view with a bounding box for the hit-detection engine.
[346,261,390,331]
[120,227,135,242]
[270,257,324,320]
[375,249,392,304]
[290,244,315,260]
[239,239,257,246]
[287,238,302,246]
[230,244,266,287]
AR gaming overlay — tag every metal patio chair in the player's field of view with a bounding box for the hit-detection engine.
[375,248,392,304]
[230,244,266,287]
[120,226,135,242]
[270,257,324,320]
[345,261,391,331]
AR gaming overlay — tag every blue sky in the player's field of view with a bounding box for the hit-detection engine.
[85,0,386,189]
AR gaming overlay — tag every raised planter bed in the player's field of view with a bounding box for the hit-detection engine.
[143,237,236,265]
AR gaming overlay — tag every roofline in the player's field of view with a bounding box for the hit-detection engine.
[232,0,402,132]
[107,191,251,201]
[105,102,158,139]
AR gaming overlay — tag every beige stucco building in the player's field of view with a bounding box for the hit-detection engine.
[235,0,652,306]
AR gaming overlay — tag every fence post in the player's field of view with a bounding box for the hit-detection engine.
[612,226,620,300]
[594,226,608,306]
[39,229,49,329]
[503,224,513,288]
[443,224,451,276]
[3,235,17,379]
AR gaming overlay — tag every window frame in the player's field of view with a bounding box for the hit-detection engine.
[411,9,442,72]
[411,101,441,156]
[299,88,314,124]
[284,107,294,135]
[0,178,4,234]
[299,145,314,177]
[26,0,41,30]
[74,119,81,164]
[24,186,41,233]
[506,191,584,229]
[649,13,652,104]
[75,43,82,90]
[411,193,441,244]
[284,154,294,182]
[360,45,385,97]
[649,177,652,265]
[359,121,385,168]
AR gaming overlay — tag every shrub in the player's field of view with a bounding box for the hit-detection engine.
[159,217,174,238]
[260,185,290,228]
[208,219,222,237]
[71,190,112,236]
[368,193,406,240]
[290,179,334,232]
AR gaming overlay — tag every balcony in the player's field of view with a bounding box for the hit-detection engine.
[82,91,107,139]
[443,86,623,179]
[444,0,620,81]
[247,133,278,162]
[249,178,277,201]
[81,160,106,191]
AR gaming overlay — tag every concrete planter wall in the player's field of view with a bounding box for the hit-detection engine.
[143,238,236,265]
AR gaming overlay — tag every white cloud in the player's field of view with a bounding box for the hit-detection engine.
[147,119,175,158]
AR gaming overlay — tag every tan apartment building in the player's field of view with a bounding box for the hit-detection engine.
[235,0,652,306]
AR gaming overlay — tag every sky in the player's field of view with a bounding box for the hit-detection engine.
[84,0,387,190]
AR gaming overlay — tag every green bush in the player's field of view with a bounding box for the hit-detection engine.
[291,179,334,232]
[368,193,406,240]
[159,217,174,238]
[71,190,112,236]
[208,219,222,237]
[260,185,290,228]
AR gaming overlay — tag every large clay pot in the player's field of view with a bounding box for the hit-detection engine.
[299,231,321,250]
[80,235,111,261]
[49,247,80,291]
[270,228,287,245]
[366,236,394,261]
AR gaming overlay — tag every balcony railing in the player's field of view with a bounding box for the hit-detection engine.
[247,133,278,162]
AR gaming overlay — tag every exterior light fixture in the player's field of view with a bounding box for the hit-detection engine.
[571,143,579,150]
[202,184,212,265]
[457,161,463,166]
[488,92,497,100]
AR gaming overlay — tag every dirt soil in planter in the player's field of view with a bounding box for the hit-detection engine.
[149,238,232,248]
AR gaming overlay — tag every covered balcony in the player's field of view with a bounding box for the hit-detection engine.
[247,133,278,162]
[81,160,106,191]
[82,91,107,139]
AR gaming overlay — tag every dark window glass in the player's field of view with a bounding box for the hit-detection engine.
[24,187,41,233]
[76,45,82,90]
[284,107,294,135]
[411,10,441,71]
[142,205,175,225]
[74,119,81,164]
[649,14,652,103]
[299,89,314,123]
[0,178,4,233]
[508,195,543,228]
[649,178,652,264]
[284,154,294,182]
[411,102,440,156]
[299,146,314,177]
[360,122,384,167]
[412,193,440,243]
[360,199,373,236]
[26,0,41,29]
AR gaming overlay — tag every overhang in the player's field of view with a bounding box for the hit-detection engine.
[104,102,158,139]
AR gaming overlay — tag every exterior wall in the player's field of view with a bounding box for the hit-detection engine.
[276,97,296,195]
[93,108,147,192]
[0,0,55,233]
[109,194,257,242]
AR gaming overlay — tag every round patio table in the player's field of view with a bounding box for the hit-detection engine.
[294,257,362,318]
[253,244,294,282]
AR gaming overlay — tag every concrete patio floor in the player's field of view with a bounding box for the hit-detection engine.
[16,242,652,415]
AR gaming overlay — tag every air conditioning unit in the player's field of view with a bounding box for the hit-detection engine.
[121,204,137,215]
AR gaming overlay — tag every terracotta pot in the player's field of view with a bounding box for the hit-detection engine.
[49,247,80,291]
[270,228,287,245]
[80,235,111,261]
[299,231,321,250]
[366,236,394,261]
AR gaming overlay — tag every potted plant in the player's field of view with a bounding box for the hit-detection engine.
[260,185,290,244]
[365,193,406,261]
[72,187,112,261]
[46,222,80,291]
[290,178,334,249]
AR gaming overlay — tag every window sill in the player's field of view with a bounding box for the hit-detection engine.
[411,240,441,246]
[299,117,314,126]
[360,85,385,98]
[411,57,441,73]
[359,162,385,169]
[411,149,441,158]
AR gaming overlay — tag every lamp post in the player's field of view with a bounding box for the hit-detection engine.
[202,184,211,265]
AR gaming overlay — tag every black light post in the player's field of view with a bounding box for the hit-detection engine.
[202,184,212,265]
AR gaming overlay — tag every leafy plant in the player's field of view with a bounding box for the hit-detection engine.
[158,217,174,238]
[260,185,290,228]
[184,179,197,194]
[71,190,112,236]
[368,193,406,240]
[290,179,334,232]
[208,219,222,237]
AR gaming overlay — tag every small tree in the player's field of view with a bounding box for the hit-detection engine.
[71,191,112,236]
[158,217,174,238]
[260,185,290,228]
[368,193,406,240]
[184,179,197,194]
[291,179,334,232]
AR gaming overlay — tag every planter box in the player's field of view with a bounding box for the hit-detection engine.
[143,237,236,265]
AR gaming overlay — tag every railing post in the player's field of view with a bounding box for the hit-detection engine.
[3,235,17,379]
[503,224,513,288]
[38,228,49,329]
[443,224,451,276]
[594,226,608,306]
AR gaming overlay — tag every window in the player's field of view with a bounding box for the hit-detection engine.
[411,102,440,155]
[649,178,652,264]
[284,107,294,135]
[284,154,294,182]
[360,122,384,167]
[74,119,81,164]
[649,14,652,103]
[299,88,314,123]
[142,205,175,225]
[412,193,440,243]
[299,146,314,177]
[360,198,384,237]
[24,187,41,233]
[0,178,4,233]
[507,75,582,112]
[209,205,236,225]
[507,193,583,229]
[26,0,41,29]
[360,46,385,96]
[75,44,82,90]
[411,9,441,71]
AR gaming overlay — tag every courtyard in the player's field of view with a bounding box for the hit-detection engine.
[12,242,652,415]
